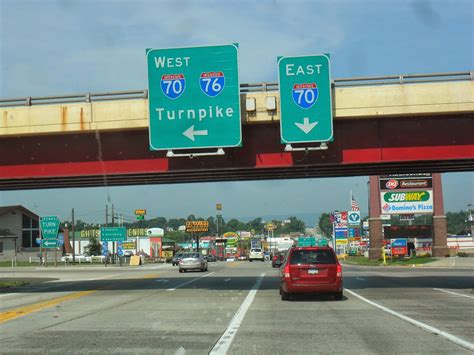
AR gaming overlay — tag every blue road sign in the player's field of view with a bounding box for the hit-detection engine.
[102,242,109,256]
[348,211,361,225]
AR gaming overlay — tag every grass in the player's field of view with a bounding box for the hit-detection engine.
[343,255,437,266]
[0,261,37,267]
[0,280,30,289]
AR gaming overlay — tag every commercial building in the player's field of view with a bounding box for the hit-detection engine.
[0,205,40,261]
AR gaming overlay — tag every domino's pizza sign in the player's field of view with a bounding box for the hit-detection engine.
[292,83,318,109]
[161,74,186,99]
[200,71,225,97]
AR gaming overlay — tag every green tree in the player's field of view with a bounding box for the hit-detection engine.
[246,218,264,234]
[165,230,186,242]
[446,211,470,235]
[285,216,305,233]
[85,236,101,256]
[318,213,332,238]
[226,218,246,232]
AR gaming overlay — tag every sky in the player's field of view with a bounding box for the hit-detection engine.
[0,0,473,224]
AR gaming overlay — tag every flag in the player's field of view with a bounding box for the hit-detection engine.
[351,196,360,211]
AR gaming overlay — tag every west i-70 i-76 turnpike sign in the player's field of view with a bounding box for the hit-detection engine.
[147,44,241,151]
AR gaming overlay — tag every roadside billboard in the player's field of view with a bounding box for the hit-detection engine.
[380,174,432,190]
[391,238,408,256]
[380,190,433,214]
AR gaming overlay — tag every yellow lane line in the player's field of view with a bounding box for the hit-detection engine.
[141,273,161,279]
[0,272,162,324]
[226,262,243,267]
[0,290,96,324]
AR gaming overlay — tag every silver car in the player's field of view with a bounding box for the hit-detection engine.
[178,252,208,273]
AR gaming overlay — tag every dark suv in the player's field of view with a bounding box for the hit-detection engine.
[171,253,184,266]
[280,246,343,301]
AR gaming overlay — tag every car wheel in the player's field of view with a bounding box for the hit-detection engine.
[261,259,264,262]
[281,290,290,301]
[335,291,343,301]
[179,269,183,273]
[249,259,253,262]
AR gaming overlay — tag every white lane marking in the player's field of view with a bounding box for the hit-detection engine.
[87,274,121,281]
[210,272,265,355]
[345,288,474,352]
[433,288,474,300]
[166,272,215,291]
[155,279,169,283]
[224,278,231,282]
[356,277,365,281]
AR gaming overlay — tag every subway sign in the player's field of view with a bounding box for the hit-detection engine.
[380,190,433,214]
[384,191,430,202]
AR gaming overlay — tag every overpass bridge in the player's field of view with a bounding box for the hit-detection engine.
[0,71,473,190]
[1,70,473,258]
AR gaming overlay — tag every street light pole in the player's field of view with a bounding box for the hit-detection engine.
[72,208,75,264]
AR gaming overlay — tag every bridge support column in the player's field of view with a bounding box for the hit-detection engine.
[431,173,449,257]
[368,176,382,260]
[369,218,383,260]
[432,216,449,257]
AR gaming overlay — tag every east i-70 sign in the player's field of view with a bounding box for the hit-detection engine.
[147,44,242,151]
[278,54,333,144]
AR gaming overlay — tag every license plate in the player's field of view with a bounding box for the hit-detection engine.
[308,269,319,275]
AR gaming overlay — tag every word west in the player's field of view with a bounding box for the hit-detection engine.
[155,106,234,121]
[154,56,190,68]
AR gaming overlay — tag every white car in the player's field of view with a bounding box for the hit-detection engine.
[248,248,265,262]
[61,254,92,263]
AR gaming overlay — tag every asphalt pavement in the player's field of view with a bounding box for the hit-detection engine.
[0,261,473,354]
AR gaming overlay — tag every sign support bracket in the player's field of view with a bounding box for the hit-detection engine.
[166,148,225,159]
[284,143,328,152]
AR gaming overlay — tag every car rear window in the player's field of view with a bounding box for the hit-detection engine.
[290,249,336,265]
[183,253,200,258]
[251,249,262,252]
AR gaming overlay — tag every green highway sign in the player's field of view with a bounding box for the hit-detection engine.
[278,54,333,143]
[100,227,127,242]
[147,44,241,151]
[136,215,144,221]
[298,237,316,247]
[42,239,59,248]
[40,216,60,240]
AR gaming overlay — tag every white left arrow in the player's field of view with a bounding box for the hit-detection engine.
[295,117,318,134]
[183,125,208,141]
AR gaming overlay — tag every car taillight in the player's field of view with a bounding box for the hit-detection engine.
[337,264,342,277]
[283,264,291,278]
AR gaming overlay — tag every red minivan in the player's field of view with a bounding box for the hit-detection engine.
[280,246,343,301]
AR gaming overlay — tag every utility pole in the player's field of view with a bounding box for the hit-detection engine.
[72,208,75,264]
[105,204,109,265]
[112,204,115,264]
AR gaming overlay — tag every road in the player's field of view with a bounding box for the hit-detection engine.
[0,262,473,354]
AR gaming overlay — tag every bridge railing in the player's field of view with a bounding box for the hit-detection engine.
[1,71,472,107]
